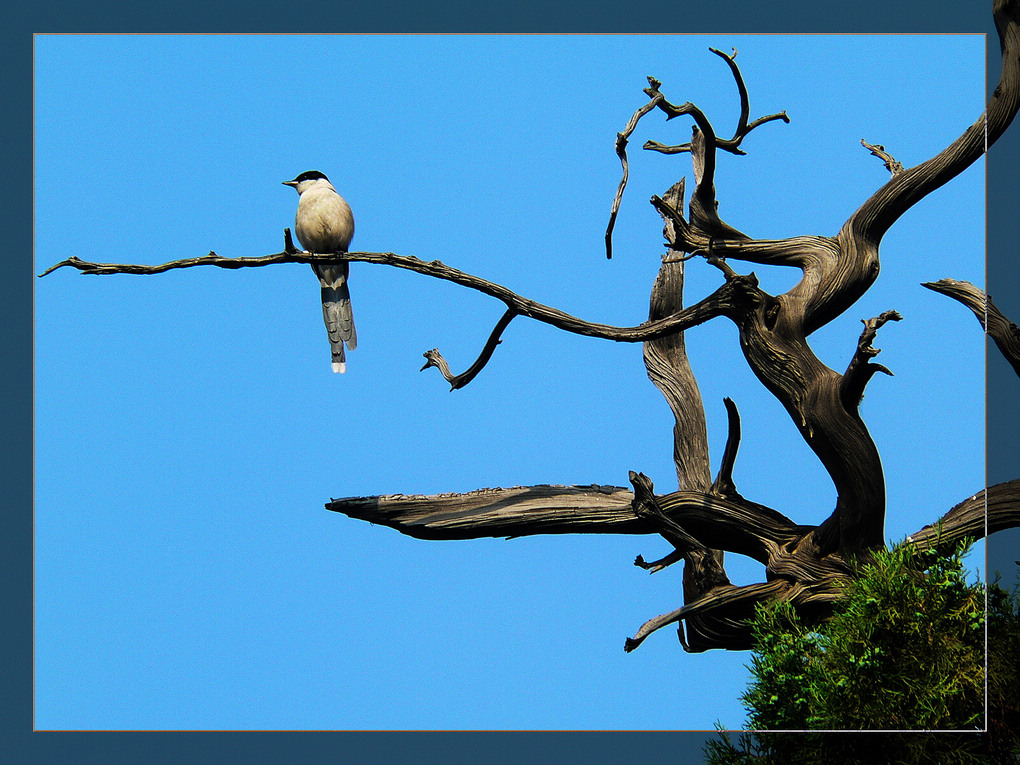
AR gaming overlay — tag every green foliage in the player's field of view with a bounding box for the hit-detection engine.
[703,545,1020,765]
[744,543,985,731]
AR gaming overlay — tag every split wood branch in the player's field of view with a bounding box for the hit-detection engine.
[645,178,714,492]
[326,482,807,563]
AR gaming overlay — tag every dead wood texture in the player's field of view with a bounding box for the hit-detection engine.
[40,1,1020,654]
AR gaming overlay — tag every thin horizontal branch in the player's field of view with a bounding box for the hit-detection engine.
[41,246,732,344]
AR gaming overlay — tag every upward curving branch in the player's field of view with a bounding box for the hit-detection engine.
[844,0,1020,247]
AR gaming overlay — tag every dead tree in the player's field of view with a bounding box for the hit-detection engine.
[41,1,1020,653]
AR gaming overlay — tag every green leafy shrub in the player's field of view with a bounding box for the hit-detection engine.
[704,544,1019,764]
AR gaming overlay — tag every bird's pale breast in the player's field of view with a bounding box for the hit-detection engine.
[296,187,355,254]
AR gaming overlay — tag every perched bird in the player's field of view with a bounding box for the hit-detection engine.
[283,170,357,373]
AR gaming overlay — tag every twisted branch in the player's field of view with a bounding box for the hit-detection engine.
[605,78,667,259]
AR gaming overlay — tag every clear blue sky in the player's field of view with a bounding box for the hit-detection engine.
[34,34,986,731]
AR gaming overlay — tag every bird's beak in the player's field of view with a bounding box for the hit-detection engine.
[282,180,298,187]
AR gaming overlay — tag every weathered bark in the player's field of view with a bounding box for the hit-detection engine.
[645,178,713,494]
[328,483,808,559]
[642,178,736,651]
[327,478,1020,651]
[903,479,1020,556]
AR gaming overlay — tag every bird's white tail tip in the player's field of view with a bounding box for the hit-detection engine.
[332,362,347,374]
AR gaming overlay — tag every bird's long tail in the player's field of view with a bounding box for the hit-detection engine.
[314,265,357,373]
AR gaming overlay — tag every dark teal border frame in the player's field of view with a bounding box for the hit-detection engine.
[9,3,1014,762]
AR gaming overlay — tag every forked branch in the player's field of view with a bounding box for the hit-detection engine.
[605,50,789,258]
[643,46,790,158]
[840,309,902,409]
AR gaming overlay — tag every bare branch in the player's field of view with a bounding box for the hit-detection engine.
[650,190,708,255]
[707,46,791,154]
[641,47,789,159]
[420,309,518,390]
[843,0,1020,245]
[634,550,685,574]
[711,397,742,498]
[606,49,788,257]
[631,472,708,553]
[902,479,1020,556]
[645,179,714,492]
[860,139,905,176]
[624,580,790,653]
[42,246,736,345]
[605,77,666,259]
[328,482,804,562]
[38,250,307,277]
[840,309,903,409]
[923,278,1020,377]
[642,139,695,156]
[329,484,636,540]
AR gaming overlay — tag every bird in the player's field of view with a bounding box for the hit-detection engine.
[283,171,357,373]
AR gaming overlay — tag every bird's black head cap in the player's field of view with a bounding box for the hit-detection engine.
[291,170,329,183]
